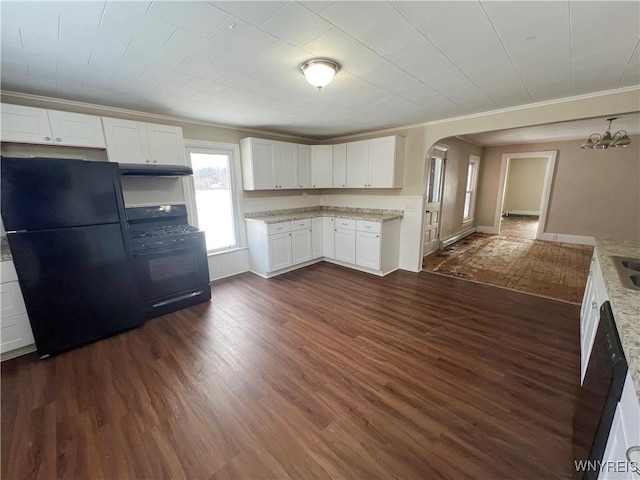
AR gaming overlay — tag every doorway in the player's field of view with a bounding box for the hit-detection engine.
[494,151,557,240]
[422,145,447,257]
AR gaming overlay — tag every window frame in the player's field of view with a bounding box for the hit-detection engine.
[183,140,246,255]
[463,155,480,224]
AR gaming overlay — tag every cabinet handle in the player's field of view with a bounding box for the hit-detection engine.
[55,137,62,142]
[376,235,379,238]
[44,136,51,141]
[364,225,371,229]
[342,184,345,187]
[313,185,316,187]
[145,159,151,163]
[299,184,302,187]
[152,160,157,164]
[591,301,598,309]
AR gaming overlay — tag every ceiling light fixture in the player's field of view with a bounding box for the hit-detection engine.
[580,117,632,149]
[300,58,340,90]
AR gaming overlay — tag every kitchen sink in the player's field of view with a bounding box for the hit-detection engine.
[611,256,640,291]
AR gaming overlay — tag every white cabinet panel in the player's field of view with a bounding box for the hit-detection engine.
[290,218,311,231]
[147,124,186,165]
[102,118,151,164]
[46,110,106,148]
[0,281,26,318]
[322,217,335,259]
[291,228,312,265]
[369,136,397,187]
[103,118,186,166]
[278,142,298,189]
[251,140,277,189]
[332,143,347,188]
[298,144,311,188]
[356,231,381,270]
[311,145,333,188]
[346,140,369,188]
[266,221,291,235]
[268,232,292,272]
[312,217,323,259]
[1,312,35,354]
[334,228,356,264]
[1,104,53,144]
[2,104,106,148]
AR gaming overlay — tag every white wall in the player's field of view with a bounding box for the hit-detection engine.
[502,157,547,215]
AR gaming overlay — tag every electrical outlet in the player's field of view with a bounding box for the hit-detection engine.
[405,204,415,212]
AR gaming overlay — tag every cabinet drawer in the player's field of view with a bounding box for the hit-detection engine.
[0,312,35,353]
[290,218,312,231]
[334,218,356,230]
[267,221,291,235]
[356,220,381,233]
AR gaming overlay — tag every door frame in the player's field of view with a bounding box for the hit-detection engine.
[494,150,557,240]
[420,144,448,259]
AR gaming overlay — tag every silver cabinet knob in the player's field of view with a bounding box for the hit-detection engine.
[152,160,157,164]
[145,159,150,163]
[55,138,62,142]
[44,136,51,141]
[592,301,598,309]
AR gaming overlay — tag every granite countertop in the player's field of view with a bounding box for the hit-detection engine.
[245,206,404,224]
[595,238,640,399]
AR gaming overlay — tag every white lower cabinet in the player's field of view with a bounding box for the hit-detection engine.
[334,226,356,264]
[268,231,292,272]
[312,217,323,259]
[291,228,312,265]
[1,261,35,356]
[246,215,401,278]
[580,253,609,383]
[322,217,335,259]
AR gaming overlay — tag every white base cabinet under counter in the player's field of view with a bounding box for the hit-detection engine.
[0,261,35,358]
[246,219,320,278]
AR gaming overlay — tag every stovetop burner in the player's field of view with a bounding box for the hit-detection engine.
[130,224,200,239]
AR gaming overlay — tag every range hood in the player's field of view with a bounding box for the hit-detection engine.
[118,163,193,176]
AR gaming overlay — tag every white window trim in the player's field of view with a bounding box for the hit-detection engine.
[183,139,247,254]
[463,154,480,224]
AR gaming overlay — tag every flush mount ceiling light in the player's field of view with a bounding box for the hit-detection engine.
[580,117,632,149]
[300,59,340,90]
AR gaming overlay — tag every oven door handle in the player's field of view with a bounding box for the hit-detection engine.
[132,245,196,257]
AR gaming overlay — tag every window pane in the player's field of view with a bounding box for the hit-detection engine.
[463,192,471,219]
[190,152,236,251]
[466,163,474,191]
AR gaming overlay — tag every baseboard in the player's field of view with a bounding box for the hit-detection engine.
[441,226,477,248]
[1,344,37,362]
[476,225,498,234]
[503,210,540,216]
[540,233,595,246]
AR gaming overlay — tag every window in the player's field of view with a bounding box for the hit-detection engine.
[185,144,243,253]
[463,155,480,223]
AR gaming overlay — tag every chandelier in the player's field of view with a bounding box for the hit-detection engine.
[580,117,632,149]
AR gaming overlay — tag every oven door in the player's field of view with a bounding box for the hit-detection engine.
[131,235,210,304]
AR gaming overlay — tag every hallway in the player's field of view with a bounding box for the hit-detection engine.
[499,215,539,239]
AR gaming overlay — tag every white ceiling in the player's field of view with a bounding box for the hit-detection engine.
[1,1,639,139]
[460,112,640,146]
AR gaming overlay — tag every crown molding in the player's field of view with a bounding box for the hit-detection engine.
[323,86,640,142]
[0,90,317,143]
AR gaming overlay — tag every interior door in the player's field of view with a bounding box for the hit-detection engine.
[423,151,446,257]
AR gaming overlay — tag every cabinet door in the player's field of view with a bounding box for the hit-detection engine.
[346,140,370,187]
[369,136,396,187]
[47,110,106,148]
[1,104,53,144]
[268,232,292,272]
[332,143,347,188]
[322,217,335,258]
[581,281,600,384]
[291,229,312,265]
[251,139,277,189]
[297,144,311,188]
[147,123,186,165]
[311,145,333,188]
[600,407,630,480]
[102,118,151,164]
[334,228,356,264]
[0,281,26,318]
[356,231,381,270]
[277,142,298,189]
[312,217,323,259]
[0,312,35,353]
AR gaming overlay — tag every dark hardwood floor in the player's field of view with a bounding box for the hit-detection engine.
[2,263,581,479]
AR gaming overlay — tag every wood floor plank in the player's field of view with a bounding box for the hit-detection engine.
[2,263,581,479]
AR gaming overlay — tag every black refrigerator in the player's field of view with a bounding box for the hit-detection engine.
[1,157,144,357]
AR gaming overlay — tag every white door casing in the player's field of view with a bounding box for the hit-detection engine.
[422,146,447,257]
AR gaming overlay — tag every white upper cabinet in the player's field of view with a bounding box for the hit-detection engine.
[1,104,106,148]
[102,118,186,165]
[332,143,347,188]
[241,137,300,190]
[346,136,405,188]
[311,145,333,188]
[297,144,311,188]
